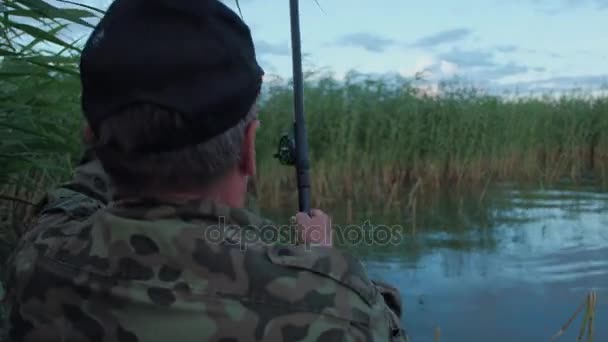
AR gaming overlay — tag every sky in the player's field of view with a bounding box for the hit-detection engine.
[54,0,608,94]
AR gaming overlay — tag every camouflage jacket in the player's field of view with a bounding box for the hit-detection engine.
[2,159,407,342]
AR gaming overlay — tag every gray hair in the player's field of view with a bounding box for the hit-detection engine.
[95,104,259,194]
[180,107,258,182]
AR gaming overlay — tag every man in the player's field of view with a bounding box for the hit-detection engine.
[2,0,407,341]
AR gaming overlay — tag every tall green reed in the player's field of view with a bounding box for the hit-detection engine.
[255,73,608,208]
[0,0,97,247]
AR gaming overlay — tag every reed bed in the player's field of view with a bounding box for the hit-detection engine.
[255,75,608,209]
[2,46,608,225]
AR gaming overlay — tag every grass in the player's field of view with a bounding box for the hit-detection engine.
[1,0,99,246]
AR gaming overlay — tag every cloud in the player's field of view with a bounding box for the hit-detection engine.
[333,32,396,53]
[571,0,608,10]
[410,28,472,48]
[525,0,608,14]
[439,61,459,77]
[495,0,608,15]
[528,74,608,87]
[548,52,563,58]
[448,62,530,81]
[404,46,546,85]
[435,48,544,81]
[492,45,564,59]
[495,45,519,53]
[480,63,530,79]
[255,40,290,56]
[438,47,496,68]
[398,54,437,78]
[494,74,608,93]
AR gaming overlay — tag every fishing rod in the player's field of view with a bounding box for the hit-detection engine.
[274,0,311,214]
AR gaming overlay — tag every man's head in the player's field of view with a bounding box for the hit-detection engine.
[79,0,264,206]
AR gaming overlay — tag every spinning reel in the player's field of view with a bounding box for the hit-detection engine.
[273,133,296,166]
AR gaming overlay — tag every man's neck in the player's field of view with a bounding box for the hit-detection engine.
[159,174,247,208]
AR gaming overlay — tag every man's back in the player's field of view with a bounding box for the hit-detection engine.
[3,163,406,341]
[2,0,408,339]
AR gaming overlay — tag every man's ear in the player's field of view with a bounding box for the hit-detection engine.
[240,119,259,177]
[83,124,95,145]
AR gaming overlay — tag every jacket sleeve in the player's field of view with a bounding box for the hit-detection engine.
[372,279,403,319]
[372,279,409,341]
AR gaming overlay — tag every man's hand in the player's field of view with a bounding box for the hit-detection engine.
[295,209,332,247]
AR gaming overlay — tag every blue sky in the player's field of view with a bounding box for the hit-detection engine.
[69,0,608,93]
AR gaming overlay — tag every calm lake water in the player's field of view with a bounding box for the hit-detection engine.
[270,183,608,341]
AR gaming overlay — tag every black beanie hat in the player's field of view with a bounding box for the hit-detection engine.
[80,0,264,153]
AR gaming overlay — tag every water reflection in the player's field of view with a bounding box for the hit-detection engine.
[264,184,608,341]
